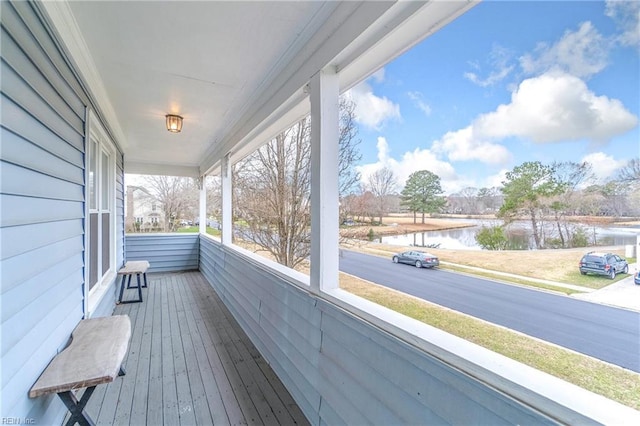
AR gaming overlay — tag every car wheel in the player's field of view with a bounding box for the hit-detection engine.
[623,265,629,274]
[392,256,399,264]
[609,269,616,280]
[415,260,422,268]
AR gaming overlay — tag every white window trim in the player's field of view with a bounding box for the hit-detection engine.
[84,108,117,317]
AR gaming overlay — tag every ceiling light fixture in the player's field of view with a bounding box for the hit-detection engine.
[165,114,183,133]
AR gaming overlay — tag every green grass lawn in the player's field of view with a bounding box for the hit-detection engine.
[176,226,221,236]
[341,277,640,410]
[562,262,636,289]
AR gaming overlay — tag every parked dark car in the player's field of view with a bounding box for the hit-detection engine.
[392,251,439,269]
[578,252,628,279]
[635,270,640,285]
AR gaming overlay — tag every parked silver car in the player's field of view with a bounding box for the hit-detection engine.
[392,250,439,269]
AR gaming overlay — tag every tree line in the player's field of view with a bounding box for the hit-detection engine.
[128,96,638,262]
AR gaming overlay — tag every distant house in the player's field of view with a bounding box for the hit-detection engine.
[125,186,164,232]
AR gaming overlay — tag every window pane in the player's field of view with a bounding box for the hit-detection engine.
[102,150,110,209]
[89,213,98,288]
[102,213,110,274]
[89,140,97,210]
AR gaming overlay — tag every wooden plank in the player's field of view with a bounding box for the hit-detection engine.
[210,276,310,425]
[224,296,310,425]
[211,295,295,425]
[182,272,232,425]
[29,316,130,397]
[117,261,149,275]
[111,296,148,426]
[173,274,215,426]
[129,272,155,425]
[189,273,260,424]
[95,303,137,425]
[160,277,179,426]
[146,274,164,426]
[85,271,309,425]
[166,274,197,426]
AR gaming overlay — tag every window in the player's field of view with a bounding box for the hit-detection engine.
[86,113,116,315]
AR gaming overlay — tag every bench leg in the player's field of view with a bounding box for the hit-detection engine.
[119,273,143,304]
[142,272,148,288]
[136,273,143,302]
[59,387,96,426]
[117,275,127,304]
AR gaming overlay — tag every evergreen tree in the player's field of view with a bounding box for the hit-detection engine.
[498,161,563,249]
[400,170,446,223]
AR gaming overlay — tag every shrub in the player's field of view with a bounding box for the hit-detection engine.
[570,227,589,247]
[475,225,508,250]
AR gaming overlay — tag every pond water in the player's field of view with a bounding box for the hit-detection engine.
[377,219,640,250]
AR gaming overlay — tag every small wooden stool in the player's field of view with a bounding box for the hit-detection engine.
[117,261,150,304]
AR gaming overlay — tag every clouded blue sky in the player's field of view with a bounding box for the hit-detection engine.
[348,0,639,195]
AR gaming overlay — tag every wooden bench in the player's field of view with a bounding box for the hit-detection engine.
[117,260,150,304]
[30,315,131,426]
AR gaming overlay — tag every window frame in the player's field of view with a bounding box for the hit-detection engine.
[84,110,117,317]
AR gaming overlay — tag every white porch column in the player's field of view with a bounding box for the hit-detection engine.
[221,153,233,245]
[310,68,339,292]
[198,176,207,234]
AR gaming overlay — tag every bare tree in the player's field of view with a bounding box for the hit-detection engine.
[338,97,362,197]
[549,161,594,246]
[367,166,397,225]
[206,175,222,224]
[459,187,478,214]
[144,175,198,232]
[234,121,311,268]
[233,97,362,268]
[477,187,502,213]
[338,98,362,223]
[617,157,640,183]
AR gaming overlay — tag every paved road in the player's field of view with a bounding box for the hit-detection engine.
[339,250,640,372]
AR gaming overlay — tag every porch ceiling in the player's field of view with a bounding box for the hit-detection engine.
[41,1,476,177]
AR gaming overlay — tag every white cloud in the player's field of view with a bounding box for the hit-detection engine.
[606,0,640,49]
[407,91,432,116]
[357,137,458,192]
[581,152,628,182]
[520,22,609,79]
[346,79,400,131]
[370,68,386,83]
[473,71,638,144]
[432,126,511,164]
[484,169,509,189]
[464,44,515,87]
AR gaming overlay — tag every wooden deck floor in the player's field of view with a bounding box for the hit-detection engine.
[83,271,309,426]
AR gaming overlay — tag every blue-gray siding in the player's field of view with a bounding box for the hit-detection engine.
[0,1,123,422]
[125,233,199,272]
[199,236,554,425]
